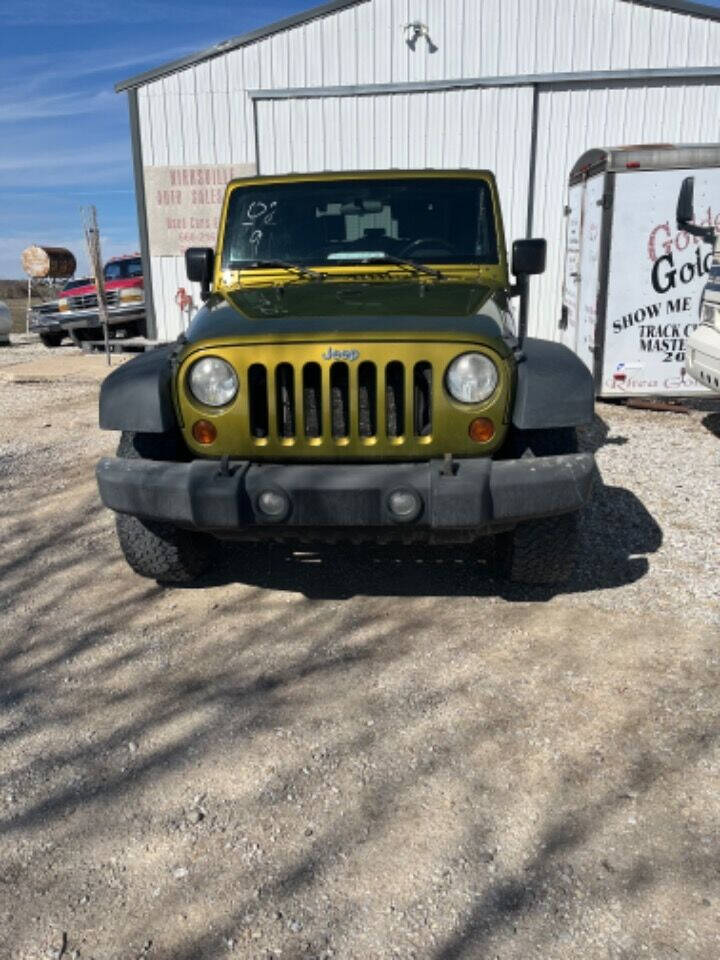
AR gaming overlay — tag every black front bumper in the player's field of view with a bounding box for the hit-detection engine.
[96,454,596,538]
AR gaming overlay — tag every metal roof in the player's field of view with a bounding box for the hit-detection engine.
[116,0,720,92]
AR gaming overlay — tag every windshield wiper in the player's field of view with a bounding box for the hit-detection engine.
[356,254,446,280]
[234,259,326,282]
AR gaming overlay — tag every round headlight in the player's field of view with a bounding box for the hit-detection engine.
[446,353,498,404]
[188,356,238,407]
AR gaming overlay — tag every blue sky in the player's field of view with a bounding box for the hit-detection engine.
[0,0,311,277]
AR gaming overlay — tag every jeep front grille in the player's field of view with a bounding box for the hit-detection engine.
[246,359,435,444]
[179,341,510,460]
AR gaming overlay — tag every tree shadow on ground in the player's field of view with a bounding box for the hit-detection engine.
[3,405,711,960]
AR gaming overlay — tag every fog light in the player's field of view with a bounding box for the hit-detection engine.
[257,489,289,518]
[468,417,495,443]
[387,488,422,521]
[192,419,217,444]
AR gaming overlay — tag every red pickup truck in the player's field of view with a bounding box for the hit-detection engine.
[57,254,146,341]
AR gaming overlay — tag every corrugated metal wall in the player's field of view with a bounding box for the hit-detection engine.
[135,0,720,341]
[255,88,534,246]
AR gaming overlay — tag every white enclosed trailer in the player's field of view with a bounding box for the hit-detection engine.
[561,143,720,397]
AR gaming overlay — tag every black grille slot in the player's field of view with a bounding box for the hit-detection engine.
[303,363,322,437]
[385,361,405,438]
[248,364,269,438]
[330,362,349,438]
[414,362,433,436]
[275,363,295,438]
[358,362,377,438]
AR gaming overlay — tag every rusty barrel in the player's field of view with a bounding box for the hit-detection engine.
[21,246,77,279]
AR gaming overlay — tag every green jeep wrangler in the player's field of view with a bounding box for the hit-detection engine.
[96,170,596,585]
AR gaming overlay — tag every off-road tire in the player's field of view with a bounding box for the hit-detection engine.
[493,512,580,585]
[500,425,578,459]
[493,426,581,585]
[115,513,212,584]
[114,430,213,584]
[117,430,187,462]
[40,331,64,348]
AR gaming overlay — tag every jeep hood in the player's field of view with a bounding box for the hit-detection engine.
[185,281,505,344]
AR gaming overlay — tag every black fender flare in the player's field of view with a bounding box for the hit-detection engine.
[99,344,177,433]
[512,338,595,430]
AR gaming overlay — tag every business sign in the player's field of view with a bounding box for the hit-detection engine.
[144,164,256,257]
[601,168,720,396]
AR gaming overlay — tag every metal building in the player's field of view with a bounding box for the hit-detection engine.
[117,0,720,343]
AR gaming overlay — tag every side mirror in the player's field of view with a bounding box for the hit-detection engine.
[185,247,214,301]
[676,177,715,244]
[512,238,547,277]
[677,176,695,228]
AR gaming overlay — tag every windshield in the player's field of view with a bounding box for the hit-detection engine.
[222,177,499,270]
[104,258,142,281]
[62,277,92,292]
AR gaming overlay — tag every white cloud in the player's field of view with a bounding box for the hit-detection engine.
[0,90,117,122]
[1,42,210,92]
[0,142,132,186]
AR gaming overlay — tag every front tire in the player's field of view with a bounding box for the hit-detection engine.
[500,425,578,459]
[493,426,582,585]
[114,430,213,584]
[70,328,98,342]
[115,513,213,584]
[493,512,580,585]
[40,331,64,348]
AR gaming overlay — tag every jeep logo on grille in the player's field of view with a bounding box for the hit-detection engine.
[322,347,360,362]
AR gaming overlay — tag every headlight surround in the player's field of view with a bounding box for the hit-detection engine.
[58,298,69,313]
[188,356,238,407]
[118,286,144,303]
[445,352,498,404]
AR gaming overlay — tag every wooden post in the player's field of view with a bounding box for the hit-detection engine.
[83,206,111,365]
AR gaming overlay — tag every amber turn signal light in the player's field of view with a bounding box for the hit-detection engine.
[468,417,495,443]
[192,419,217,444]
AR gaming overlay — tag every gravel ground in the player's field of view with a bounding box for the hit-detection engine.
[1,336,718,960]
